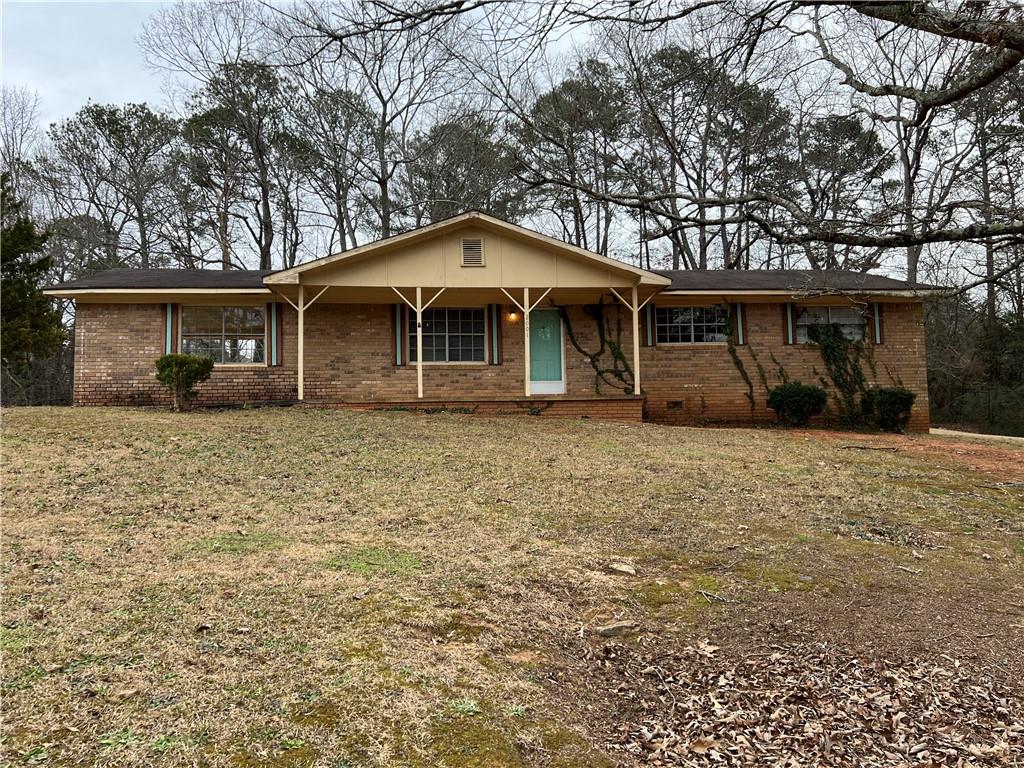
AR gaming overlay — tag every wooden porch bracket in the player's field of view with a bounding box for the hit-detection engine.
[269,288,299,313]
[609,286,654,396]
[392,287,446,399]
[501,287,552,396]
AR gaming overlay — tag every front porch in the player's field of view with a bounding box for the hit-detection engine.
[278,299,650,407]
[262,212,669,407]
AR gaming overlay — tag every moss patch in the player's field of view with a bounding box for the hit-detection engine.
[425,716,526,767]
[324,546,421,576]
[633,580,688,611]
[191,532,288,555]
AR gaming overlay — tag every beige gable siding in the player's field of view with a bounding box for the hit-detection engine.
[296,226,624,289]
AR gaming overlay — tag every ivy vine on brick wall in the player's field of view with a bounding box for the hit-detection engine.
[557,298,634,394]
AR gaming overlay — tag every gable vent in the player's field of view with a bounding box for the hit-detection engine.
[461,237,484,267]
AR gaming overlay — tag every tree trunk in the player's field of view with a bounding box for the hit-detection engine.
[978,129,997,323]
[137,209,150,269]
[258,160,273,270]
[377,121,391,238]
[219,183,231,270]
[899,143,921,283]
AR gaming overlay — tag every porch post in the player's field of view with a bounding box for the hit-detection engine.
[523,287,531,397]
[415,286,424,399]
[631,285,641,396]
[297,284,305,401]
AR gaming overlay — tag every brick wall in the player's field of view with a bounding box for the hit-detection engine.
[71,299,930,430]
[72,303,297,407]
[641,301,930,431]
[73,303,163,406]
[301,303,619,400]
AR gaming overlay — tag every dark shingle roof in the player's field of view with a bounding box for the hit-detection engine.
[46,269,273,291]
[654,269,940,293]
[46,266,941,294]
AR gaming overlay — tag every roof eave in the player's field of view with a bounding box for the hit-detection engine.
[44,287,273,297]
[661,288,944,298]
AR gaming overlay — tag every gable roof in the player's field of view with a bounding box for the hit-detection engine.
[656,269,941,294]
[262,210,671,286]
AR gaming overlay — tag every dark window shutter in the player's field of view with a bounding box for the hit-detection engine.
[489,304,502,364]
[266,302,274,364]
[640,304,652,347]
[782,303,795,344]
[732,303,747,345]
[164,303,180,354]
[173,304,181,353]
[392,304,405,366]
[267,303,283,366]
[277,303,284,365]
[871,302,884,344]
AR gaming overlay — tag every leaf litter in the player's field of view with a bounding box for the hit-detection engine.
[591,640,1021,766]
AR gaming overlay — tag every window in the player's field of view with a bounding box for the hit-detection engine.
[181,306,265,364]
[409,308,485,362]
[655,306,729,344]
[461,238,484,267]
[795,306,865,343]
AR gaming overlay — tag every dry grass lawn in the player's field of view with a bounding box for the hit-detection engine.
[2,407,1022,767]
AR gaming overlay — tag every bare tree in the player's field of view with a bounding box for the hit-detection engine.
[283,2,464,238]
[180,105,249,269]
[141,0,284,268]
[201,61,284,269]
[0,85,43,200]
[284,0,1023,264]
[281,44,374,253]
[34,103,180,270]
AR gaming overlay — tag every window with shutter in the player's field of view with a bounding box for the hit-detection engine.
[795,306,865,343]
[181,306,266,364]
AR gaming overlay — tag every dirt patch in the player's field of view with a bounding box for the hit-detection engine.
[791,428,1024,481]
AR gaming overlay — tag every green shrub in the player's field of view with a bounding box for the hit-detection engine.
[767,382,828,427]
[154,354,213,411]
[862,386,916,432]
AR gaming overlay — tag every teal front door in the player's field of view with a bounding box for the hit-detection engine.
[529,309,564,394]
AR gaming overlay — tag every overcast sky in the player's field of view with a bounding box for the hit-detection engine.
[3,1,169,128]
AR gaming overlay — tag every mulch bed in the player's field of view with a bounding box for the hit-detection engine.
[588,640,1022,766]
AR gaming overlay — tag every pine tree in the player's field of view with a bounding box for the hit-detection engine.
[1,172,64,377]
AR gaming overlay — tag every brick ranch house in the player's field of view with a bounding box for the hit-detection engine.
[46,212,940,429]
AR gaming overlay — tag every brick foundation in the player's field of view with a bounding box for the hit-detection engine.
[71,299,930,431]
[305,396,644,422]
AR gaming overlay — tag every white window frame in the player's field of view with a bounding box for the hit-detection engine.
[408,306,489,365]
[654,305,730,345]
[179,305,268,366]
[795,305,866,344]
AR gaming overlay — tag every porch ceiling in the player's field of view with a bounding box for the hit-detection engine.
[265,285,661,307]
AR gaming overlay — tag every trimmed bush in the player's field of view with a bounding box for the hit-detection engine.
[862,386,916,432]
[767,382,828,427]
[155,354,213,412]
